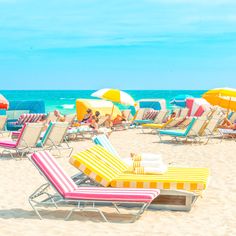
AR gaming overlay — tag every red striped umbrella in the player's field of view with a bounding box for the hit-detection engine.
[0,94,9,109]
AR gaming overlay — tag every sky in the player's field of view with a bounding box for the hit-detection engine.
[0,0,236,90]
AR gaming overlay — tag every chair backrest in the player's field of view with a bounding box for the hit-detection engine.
[31,151,77,196]
[88,145,128,172]
[16,123,44,148]
[92,134,120,158]
[200,110,212,118]
[204,114,222,135]
[154,110,168,124]
[188,118,206,136]
[18,113,45,125]
[70,148,120,187]
[0,116,7,130]
[229,112,236,123]
[134,108,152,121]
[166,117,184,128]
[172,108,181,117]
[41,122,69,147]
[179,108,189,118]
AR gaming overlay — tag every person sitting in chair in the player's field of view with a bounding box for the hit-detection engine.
[54,110,66,122]
[81,108,93,124]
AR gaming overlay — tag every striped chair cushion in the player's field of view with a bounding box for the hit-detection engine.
[31,151,77,196]
[70,149,119,187]
[88,145,128,173]
[18,113,45,125]
[143,110,158,120]
[0,140,17,148]
[64,187,159,202]
[110,167,209,191]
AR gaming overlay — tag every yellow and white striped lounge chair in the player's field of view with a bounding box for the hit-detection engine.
[69,145,210,211]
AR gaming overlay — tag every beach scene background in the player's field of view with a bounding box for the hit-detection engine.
[1,90,206,114]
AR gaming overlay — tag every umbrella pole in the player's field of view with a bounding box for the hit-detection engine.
[226,97,231,117]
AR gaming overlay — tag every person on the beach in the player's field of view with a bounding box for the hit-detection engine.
[112,111,127,125]
[89,111,100,130]
[54,110,66,122]
[81,108,93,124]
[218,118,236,130]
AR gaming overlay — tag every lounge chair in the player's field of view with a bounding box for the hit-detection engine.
[0,123,44,158]
[65,114,76,126]
[178,108,189,119]
[229,112,236,123]
[29,150,159,222]
[158,117,207,143]
[7,113,46,131]
[201,115,224,144]
[133,108,154,125]
[139,109,169,125]
[0,116,9,136]
[219,128,236,139]
[70,145,210,211]
[37,122,73,156]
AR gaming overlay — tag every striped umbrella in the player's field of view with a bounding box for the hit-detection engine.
[0,94,9,110]
[91,88,135,106]
[202,88,236,111]
[91,88,135,117]
[170,94,193,108]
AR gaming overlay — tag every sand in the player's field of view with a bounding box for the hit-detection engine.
[0,129,236,236]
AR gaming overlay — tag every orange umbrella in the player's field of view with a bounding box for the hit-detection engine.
[202,88,236,112]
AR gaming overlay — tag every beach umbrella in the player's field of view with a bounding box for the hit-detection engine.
[170,94,193,108]
[91,88,135,106]
[0,94,9,110]
[202,88,236,112]
[91,88,135,116]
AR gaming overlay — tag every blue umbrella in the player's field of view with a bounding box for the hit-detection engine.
[170,94,194,107]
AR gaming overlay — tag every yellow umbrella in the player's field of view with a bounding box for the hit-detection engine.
[202,87,236,111]
[91,88,135,116]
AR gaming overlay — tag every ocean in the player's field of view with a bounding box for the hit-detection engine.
[0,90,206,114]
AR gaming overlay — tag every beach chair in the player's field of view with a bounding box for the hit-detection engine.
[29,150,159,222]
[133,108,154,125]
[179,108,189,118]
[65,114,76,126]
[158,117,207,143]
[201,115,224,144]
[229,112,236,123]
[69,145,210,211]
[219,128,236,139]
[37,122,73,156]
[0,116,9,136]
[7,113,46,131]
[0,123,44,158]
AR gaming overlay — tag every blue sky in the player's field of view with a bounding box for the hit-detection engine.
[0,0,236,90]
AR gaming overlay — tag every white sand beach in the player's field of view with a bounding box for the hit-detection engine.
[0,129,236,236]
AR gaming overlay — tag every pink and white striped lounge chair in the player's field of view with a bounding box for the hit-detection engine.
[0,123,44,158]
[29,151,159,222]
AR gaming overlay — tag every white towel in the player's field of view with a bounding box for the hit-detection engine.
[141,153,163,161]
[144,165,167,174]
[139,160,163,167]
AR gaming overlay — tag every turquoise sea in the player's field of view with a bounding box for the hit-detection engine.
[0,90,206,114]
